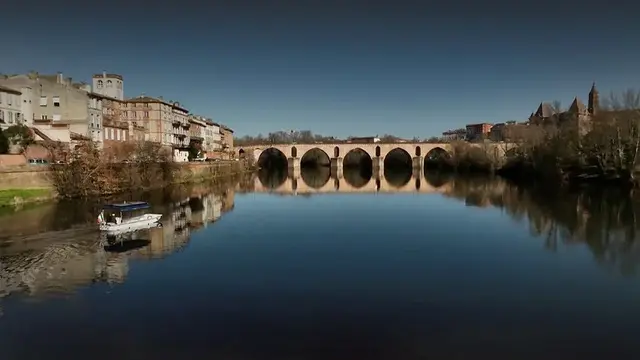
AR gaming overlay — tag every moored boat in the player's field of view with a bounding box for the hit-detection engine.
[98,202,162,235]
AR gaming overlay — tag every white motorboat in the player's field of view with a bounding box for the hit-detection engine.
[98,201,163,235]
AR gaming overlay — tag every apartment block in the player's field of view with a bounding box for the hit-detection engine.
[0,73,91,142]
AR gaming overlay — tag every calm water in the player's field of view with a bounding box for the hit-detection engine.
[2,168,640,359]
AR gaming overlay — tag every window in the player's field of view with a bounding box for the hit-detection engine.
[144,111,149,118]
[41,114,48,120]
[97,80,103,89]
[53,96,60,107]
[106,80,112,88]
[40,96,47,106]
[116,129,120,141]
[0,110,4,122]
[15,113,21,123]
[91,113,95,127]
[8,112,13,124]
[52,114,61,121]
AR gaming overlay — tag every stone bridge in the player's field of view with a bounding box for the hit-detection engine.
[238,142,508,174]
[250,168,453,195]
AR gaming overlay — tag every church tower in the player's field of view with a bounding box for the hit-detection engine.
[588,82,599,115]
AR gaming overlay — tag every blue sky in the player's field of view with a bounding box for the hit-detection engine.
[2,1,638,138]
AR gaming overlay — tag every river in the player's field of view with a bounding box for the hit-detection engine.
[1,167,640,359]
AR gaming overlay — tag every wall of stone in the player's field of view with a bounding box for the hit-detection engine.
[0,162,246,191]
[0,166,52,190]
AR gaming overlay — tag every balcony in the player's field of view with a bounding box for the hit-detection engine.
[182,121,190,129]
[103,119,129,129]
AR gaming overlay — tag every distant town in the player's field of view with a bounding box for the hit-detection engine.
[0,72,603,164]
[0,71,234,163]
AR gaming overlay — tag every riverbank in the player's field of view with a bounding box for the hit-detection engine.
[0,188,54,207]
[0,161,255,210]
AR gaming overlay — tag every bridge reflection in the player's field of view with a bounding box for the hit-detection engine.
[252,167,454,194]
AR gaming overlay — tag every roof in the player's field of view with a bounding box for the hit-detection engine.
[569,97,586,113]
[93,73,123,80]
[70,132,91,141]
[103,201,150,212]
[534,102,556,118]
[89,92,122,101]
[221,125,234,133]
[0,85,21,95]
[126,95,171,106]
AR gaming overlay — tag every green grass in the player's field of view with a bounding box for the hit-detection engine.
[0,188,53,207]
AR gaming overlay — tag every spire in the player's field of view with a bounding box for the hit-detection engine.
[588,82,599,115]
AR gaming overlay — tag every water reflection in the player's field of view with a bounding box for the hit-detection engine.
[0,180,238,304]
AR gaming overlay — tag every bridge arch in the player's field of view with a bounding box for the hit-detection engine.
[343,147,373,189]
[424,146,452,169]
[300,147,331,167]
[257,147,288,169]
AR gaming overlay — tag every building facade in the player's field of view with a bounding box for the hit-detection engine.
[465,123,493,141]
[220,125,234,158]
[0,73,91,142]
[171,102,190,162]
[0,85,23,130]
[204,120,221,158]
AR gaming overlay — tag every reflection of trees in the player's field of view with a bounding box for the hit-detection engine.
[444,176,640,275]
[301,166,331,189]
[258,168,287,189]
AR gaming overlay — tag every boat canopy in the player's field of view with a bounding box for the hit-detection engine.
[103,201,150,212]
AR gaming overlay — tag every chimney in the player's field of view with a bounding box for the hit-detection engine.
[56,72,63,84]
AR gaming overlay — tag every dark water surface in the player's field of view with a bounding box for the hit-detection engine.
[2,169,640,359]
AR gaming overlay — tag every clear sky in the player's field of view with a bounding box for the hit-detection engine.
[2,0,639,138]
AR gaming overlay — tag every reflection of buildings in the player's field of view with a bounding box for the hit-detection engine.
[0,187,236,304]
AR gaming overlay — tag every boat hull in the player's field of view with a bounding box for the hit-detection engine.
[99,214,163,234]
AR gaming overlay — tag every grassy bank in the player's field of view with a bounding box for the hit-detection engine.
[0,188,54,207]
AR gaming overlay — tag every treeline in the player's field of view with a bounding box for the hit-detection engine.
[235,130,447,146]
[440,91,640,186]
[47,141,177,198]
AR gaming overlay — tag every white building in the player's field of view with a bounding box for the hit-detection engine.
[0,85,23,130]
[204,120,221,156]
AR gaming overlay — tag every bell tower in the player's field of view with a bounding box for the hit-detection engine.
[588,82,599,115]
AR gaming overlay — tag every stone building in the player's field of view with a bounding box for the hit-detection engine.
[529,83,599,135]
[0,85,23,130]
[92,72,124,101]
[220,125,234,158]
[204,120,222,158]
